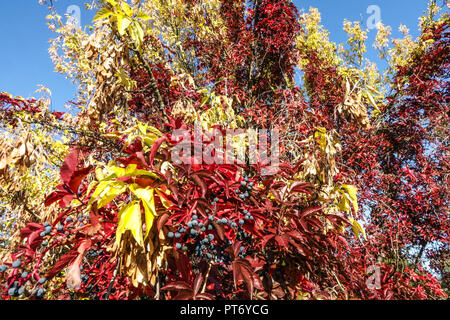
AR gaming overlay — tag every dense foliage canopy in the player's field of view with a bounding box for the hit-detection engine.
[0,0,448,300]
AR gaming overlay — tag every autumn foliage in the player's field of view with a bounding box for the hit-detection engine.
[0,0,448,300]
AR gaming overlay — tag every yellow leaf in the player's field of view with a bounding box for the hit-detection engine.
[337,195,350,212]
[90,181,126,209]
[349,217,367,240]
[105,0,118,6]
[97,183,127,209]
[365,91,379,112]
[136,11,151,21]
[314,127,327,151]
[95,167,104,181]
[116,201,144,247]
[120,2,133,17]
[342,184,358,214]
[141,189,156,239]
[93,7,113,21]
[129,184,157,238]
[125,164,138,176]
[117,15,131,36]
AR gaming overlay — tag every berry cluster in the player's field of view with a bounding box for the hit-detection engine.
[0,260,47,299]
[236,175,254,201]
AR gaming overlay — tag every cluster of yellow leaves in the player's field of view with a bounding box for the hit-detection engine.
[85,122,173,287]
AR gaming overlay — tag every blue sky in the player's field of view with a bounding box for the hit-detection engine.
[0,0,430,111]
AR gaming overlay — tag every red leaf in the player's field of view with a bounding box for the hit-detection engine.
[193,273,204,296]
[162,281,192,291]
[68,166,92,194]
[191,174,207,198]
[157,213,170,232]
[275,235,290,249]
[44,189,69,207]
[60,148,79,185]
[173,290,194,300]
[149,137,167,168]
[300,206,322,217]
[46,250,79,279]
[261,234,274,248]
[196,292,214,300]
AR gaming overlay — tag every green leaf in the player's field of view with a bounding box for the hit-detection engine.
[116,201,144,247]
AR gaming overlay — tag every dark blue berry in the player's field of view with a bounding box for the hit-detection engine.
[12,260,21,268]
[38,277,46,284]
[18,286,25,296]
[175,232,181,238]
[175,243,181,249]
[207,224,214,230]
[36,288,45,298]
[192,215,198,220]
[208,234,214,240]
[57,225,64,232]
[0,265,7,272]
[221,218,227,224]
[241,181,246,186]
[208,215,214,221]
[182,246,188,251]
[43,222,50,227]
[239,219,245,225]
[168,232,174,238]
[21,272,28,278]
[239,194,245,199]
[187,221,193,228]
[42,241,48,246]
[190,229,198,236]
[8,288,17,297]
[40,232,46,237]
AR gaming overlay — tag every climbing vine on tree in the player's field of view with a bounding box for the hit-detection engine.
[0,0,448,300]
